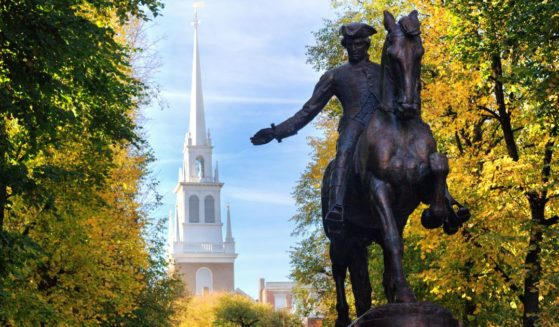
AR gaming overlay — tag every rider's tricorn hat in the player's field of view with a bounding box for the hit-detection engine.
[340,22,377,45]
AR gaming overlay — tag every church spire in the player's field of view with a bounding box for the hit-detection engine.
[188,4,208,146]
[214,161,219,183]
[225,204,234,242]
[168,209,173,243]
[174,206,180,242]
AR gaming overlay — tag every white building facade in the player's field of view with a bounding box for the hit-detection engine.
[169,8,237,295]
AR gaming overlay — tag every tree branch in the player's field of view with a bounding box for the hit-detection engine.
[541,141,553,184]
[487,126,524,153]
[491,257,521,295]
[478,106,501,120]
[542,216,558,226]
[492,54,519,161]
[22,201,52,236]
[454,132,464,155]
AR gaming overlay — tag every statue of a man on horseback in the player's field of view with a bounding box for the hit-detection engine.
[251,10,470,326]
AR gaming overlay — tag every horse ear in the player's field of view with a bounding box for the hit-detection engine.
[409,10,419,23]
[383,11,396,32]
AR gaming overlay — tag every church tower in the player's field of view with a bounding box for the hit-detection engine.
[169,4,237,295]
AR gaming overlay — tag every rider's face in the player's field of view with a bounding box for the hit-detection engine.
[344,38,370,63]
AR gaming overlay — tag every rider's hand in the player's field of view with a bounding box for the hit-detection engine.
[250,128,275,145]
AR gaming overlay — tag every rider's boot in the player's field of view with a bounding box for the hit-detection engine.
[325,168,347,236]
[325,202,344,236]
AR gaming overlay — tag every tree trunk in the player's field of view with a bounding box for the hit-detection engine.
[522,143,554,326]
[0,184,5,231]
[0,118,6,232]
[491,54,519,161]
[523,197,544,327]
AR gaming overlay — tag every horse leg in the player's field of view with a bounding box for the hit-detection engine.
[369,177,416,303]
[421,152,449,229]
[330,240,351,327]
[444,185,471,225]
[348,239,372,316]
[381,245,394,302]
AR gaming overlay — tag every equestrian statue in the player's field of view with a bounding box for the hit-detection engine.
[251,10,470,326]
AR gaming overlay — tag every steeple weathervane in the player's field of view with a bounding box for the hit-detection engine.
[192,2,203,27]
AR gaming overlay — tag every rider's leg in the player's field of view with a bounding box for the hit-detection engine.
[325,120,363,234]
[325,163,347,230]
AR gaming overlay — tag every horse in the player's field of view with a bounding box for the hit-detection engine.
[321,10,470,326]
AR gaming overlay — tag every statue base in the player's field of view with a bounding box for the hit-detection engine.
[350,302,460,327]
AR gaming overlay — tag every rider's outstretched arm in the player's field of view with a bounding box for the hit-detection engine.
[272,71,335,142]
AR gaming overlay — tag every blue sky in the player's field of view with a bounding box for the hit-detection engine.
[142,0,336,298]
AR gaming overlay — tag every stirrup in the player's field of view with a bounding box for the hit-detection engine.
[325,205,344,235]
[326,204,344,221]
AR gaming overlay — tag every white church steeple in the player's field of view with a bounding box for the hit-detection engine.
[180,3,214,184]
[170,3,237,296]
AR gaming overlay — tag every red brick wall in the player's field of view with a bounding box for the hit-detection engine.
[305,318,323,327]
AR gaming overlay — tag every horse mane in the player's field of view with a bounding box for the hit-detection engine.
[379,31,394,113]
[398,14,421,37]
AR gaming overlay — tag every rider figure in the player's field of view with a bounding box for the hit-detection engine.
[251,22,381,235]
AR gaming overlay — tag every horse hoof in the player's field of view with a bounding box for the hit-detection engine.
[457,207,471,223]
[443,221,459,235]
[421,208,443,229]
[335,317,352,327]
[394,288,417,303]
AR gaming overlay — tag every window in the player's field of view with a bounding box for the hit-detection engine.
[195,156,205,178]
[189,195,199,223]
[204,195,215,223]
[274,293,287,310]
[196,267,212,295]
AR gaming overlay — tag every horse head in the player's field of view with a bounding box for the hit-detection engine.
[381,10,424,120]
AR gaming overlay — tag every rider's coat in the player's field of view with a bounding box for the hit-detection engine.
[273,59,381,139]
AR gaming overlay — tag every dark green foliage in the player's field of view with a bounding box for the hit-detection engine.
[0,0,162,230]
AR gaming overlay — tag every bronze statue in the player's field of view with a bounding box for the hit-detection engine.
[252,10,470,327]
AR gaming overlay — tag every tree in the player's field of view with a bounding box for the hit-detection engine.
[175,293,219,327]
[0,1,185,325]
[105,156,185,327]
[214,294,302,327]
[0,0,162,232]
[432,1,559,325]
[215,294,262,327]
[175,293,302,327]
